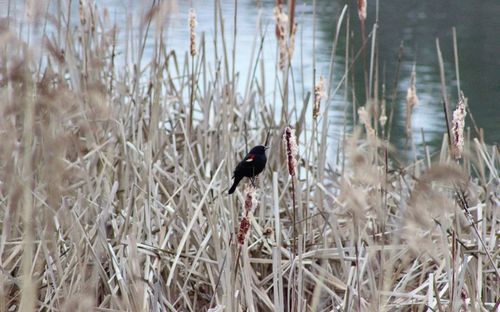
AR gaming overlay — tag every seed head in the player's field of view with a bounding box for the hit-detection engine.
[358,0,367,22]
[188,9,197,57]
[405,65,418,136]
[451,92,467,160]
[358,106,375,140]
[313,76,325,119]
[283,127,298,176]
[274,5,290,70]
[237,216,251,245]
[243,184,256,214]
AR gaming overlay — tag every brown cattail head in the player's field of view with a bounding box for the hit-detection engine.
[237,185,257,245]
[77,0,96,34]
[358,106,375,140]
[406,66,419,108]
[451,92,467,160]
[25,0,46,24]
[243,184,256,214]
[274,5,285,41]
[188,8,197,57]
[237,216,251,245]
[405,65,418,136]
[274,5,289,70]
[288,22,297,60]
[79,0,86,26]
[313,76,325,119]
[357,0,367,22]
[283,126,298,176]
[379,84,387,128]
[274,5,297,70]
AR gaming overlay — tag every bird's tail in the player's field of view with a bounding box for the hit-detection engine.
[228,176,243,194]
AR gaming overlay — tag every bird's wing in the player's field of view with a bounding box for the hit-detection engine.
[232,153,255,178]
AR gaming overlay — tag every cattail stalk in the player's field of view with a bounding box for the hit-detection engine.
[358,0,368,100]
[283,126,298,312]
[233,185,257,290]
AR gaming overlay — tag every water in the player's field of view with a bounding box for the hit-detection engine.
[2,0,499,155]
[354,0,500,147]
[308,0,500,151]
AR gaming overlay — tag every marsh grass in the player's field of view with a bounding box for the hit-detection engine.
[0,1,498,311]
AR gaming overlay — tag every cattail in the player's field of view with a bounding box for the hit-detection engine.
[283,126,298,176]
[263,227,273,238]
[238,185,255,245]
[379,84,387,128]
[379,110,387,128]
[288,22,297,60]
[313,76,325,119]
[237,216,251,245]
[243,184,256,214]
[79,0,87,26]
[358,106,375,140]
[274,5,289,70]
[283,126,299,260]
[357,0,367,22]
[405,65,418,137]
[460,288,469,312]
[274,5,285,41]
[451,92,467,160]
[237,185,256,245]
[188,8,197,57]
[26,0,52,24]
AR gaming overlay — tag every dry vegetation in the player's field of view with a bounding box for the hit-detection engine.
[0,1,498,311]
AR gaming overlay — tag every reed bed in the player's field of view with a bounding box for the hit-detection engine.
[0,1,498,311]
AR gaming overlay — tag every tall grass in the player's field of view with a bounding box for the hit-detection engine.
[0,1,498,311]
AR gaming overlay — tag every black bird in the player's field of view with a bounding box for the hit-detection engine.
[228,145,268,194]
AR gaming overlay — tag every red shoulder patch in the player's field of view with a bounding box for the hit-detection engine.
[245,154,255,162]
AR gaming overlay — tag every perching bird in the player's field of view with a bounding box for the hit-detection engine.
[228,145,268,194]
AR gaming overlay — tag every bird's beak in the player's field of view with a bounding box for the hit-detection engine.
[265,146,270,150]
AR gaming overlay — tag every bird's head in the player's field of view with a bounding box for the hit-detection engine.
[250,145,268,154]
